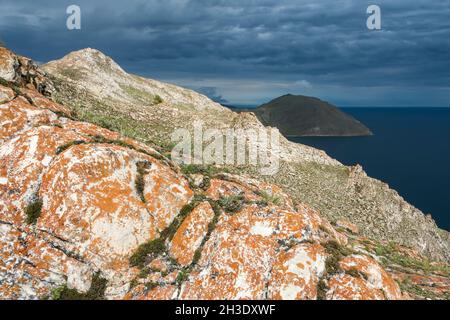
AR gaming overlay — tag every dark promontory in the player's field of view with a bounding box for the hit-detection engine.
[249,94,372,137]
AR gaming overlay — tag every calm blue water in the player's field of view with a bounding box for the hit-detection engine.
[289,108,450,231]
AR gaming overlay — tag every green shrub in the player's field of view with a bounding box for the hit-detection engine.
[218,194,246,214]
[129,238,166,268]
[138,268,150,279]
[316,279,328,300]
[323,241,352,276]
[192,248,202,265]
[0,77,10,86]
[324,240,352,258]
[160,200,200,242]
[257,190,282,206]
[200,176,211,191]
[325,254,341,275]
[52,272,107,300]
[145,281,159,291]
[129,278,139,289]
[176,269,190,285]
[135,161,151,203]
[154,95,163,104]
[25,199,43,224]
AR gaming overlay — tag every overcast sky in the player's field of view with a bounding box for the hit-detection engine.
[1,0,449,106]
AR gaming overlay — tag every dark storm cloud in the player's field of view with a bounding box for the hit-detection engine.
[0,0,449,105]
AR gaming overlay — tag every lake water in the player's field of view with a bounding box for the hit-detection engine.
[289,108,450,231]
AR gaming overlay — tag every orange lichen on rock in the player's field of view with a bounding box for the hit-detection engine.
[36,143,189,274]
[135,285,178,300]
[0,125,88,224]
[267,243,326,300]
[206,178,259,202]
[0,47,17,81]
[142,158,193,232]
[0,85,15,104]
[0,223,93,299]
[149,258,169,273]
[326,274,386,300]
[0,96,61,143]
[169,201,214,266]
[296,203,348,246]
[335,254,403,300]
[21,88,71,115]
[178,203,325,300]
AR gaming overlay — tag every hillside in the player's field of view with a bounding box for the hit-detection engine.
[252,94,372,137]
[1,47,449,300]
[38,48,450,264]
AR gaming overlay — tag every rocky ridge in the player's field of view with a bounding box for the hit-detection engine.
[0,47,449,300]
[40,48,450,262]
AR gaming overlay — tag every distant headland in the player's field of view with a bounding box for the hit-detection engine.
[227,94,373,137]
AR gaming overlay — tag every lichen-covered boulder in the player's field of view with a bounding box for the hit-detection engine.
[0,48,17,81]
[0,47,54,96]
[0,223,94,299]
[0,96,61,143]
[0,125,88,224]
[267,243,327,300]
[169,201,215,266]
[177,203,329,300]
[0,85,14,104]
[336,255,402,299]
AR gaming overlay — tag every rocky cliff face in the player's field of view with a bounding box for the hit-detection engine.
[0,47,449,300]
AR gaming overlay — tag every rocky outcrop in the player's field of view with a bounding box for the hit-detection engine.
[0,47,54,97]
[0,70,408,300]
[0,48,448,300]
[43,48,224,112]
[40,47,450,263]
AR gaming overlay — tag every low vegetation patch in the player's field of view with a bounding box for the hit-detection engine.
[24,199,43,224]
[316,279,328,300]
[372,242,450,276]
[255,190,282,206]
[135,161,151,203]
[145,281,159,291]
[218,194,246,214]
[397,277,449,300]
[181,164,219,177]
[0,76,22,95]
[176,268,190,285]
[60,68,84,81]
[51,272,107,300]
[323,241,353,276]
[154,95,163,104]
[129,238,166,268]
[119,84,163,105]
[192,248,202,265]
